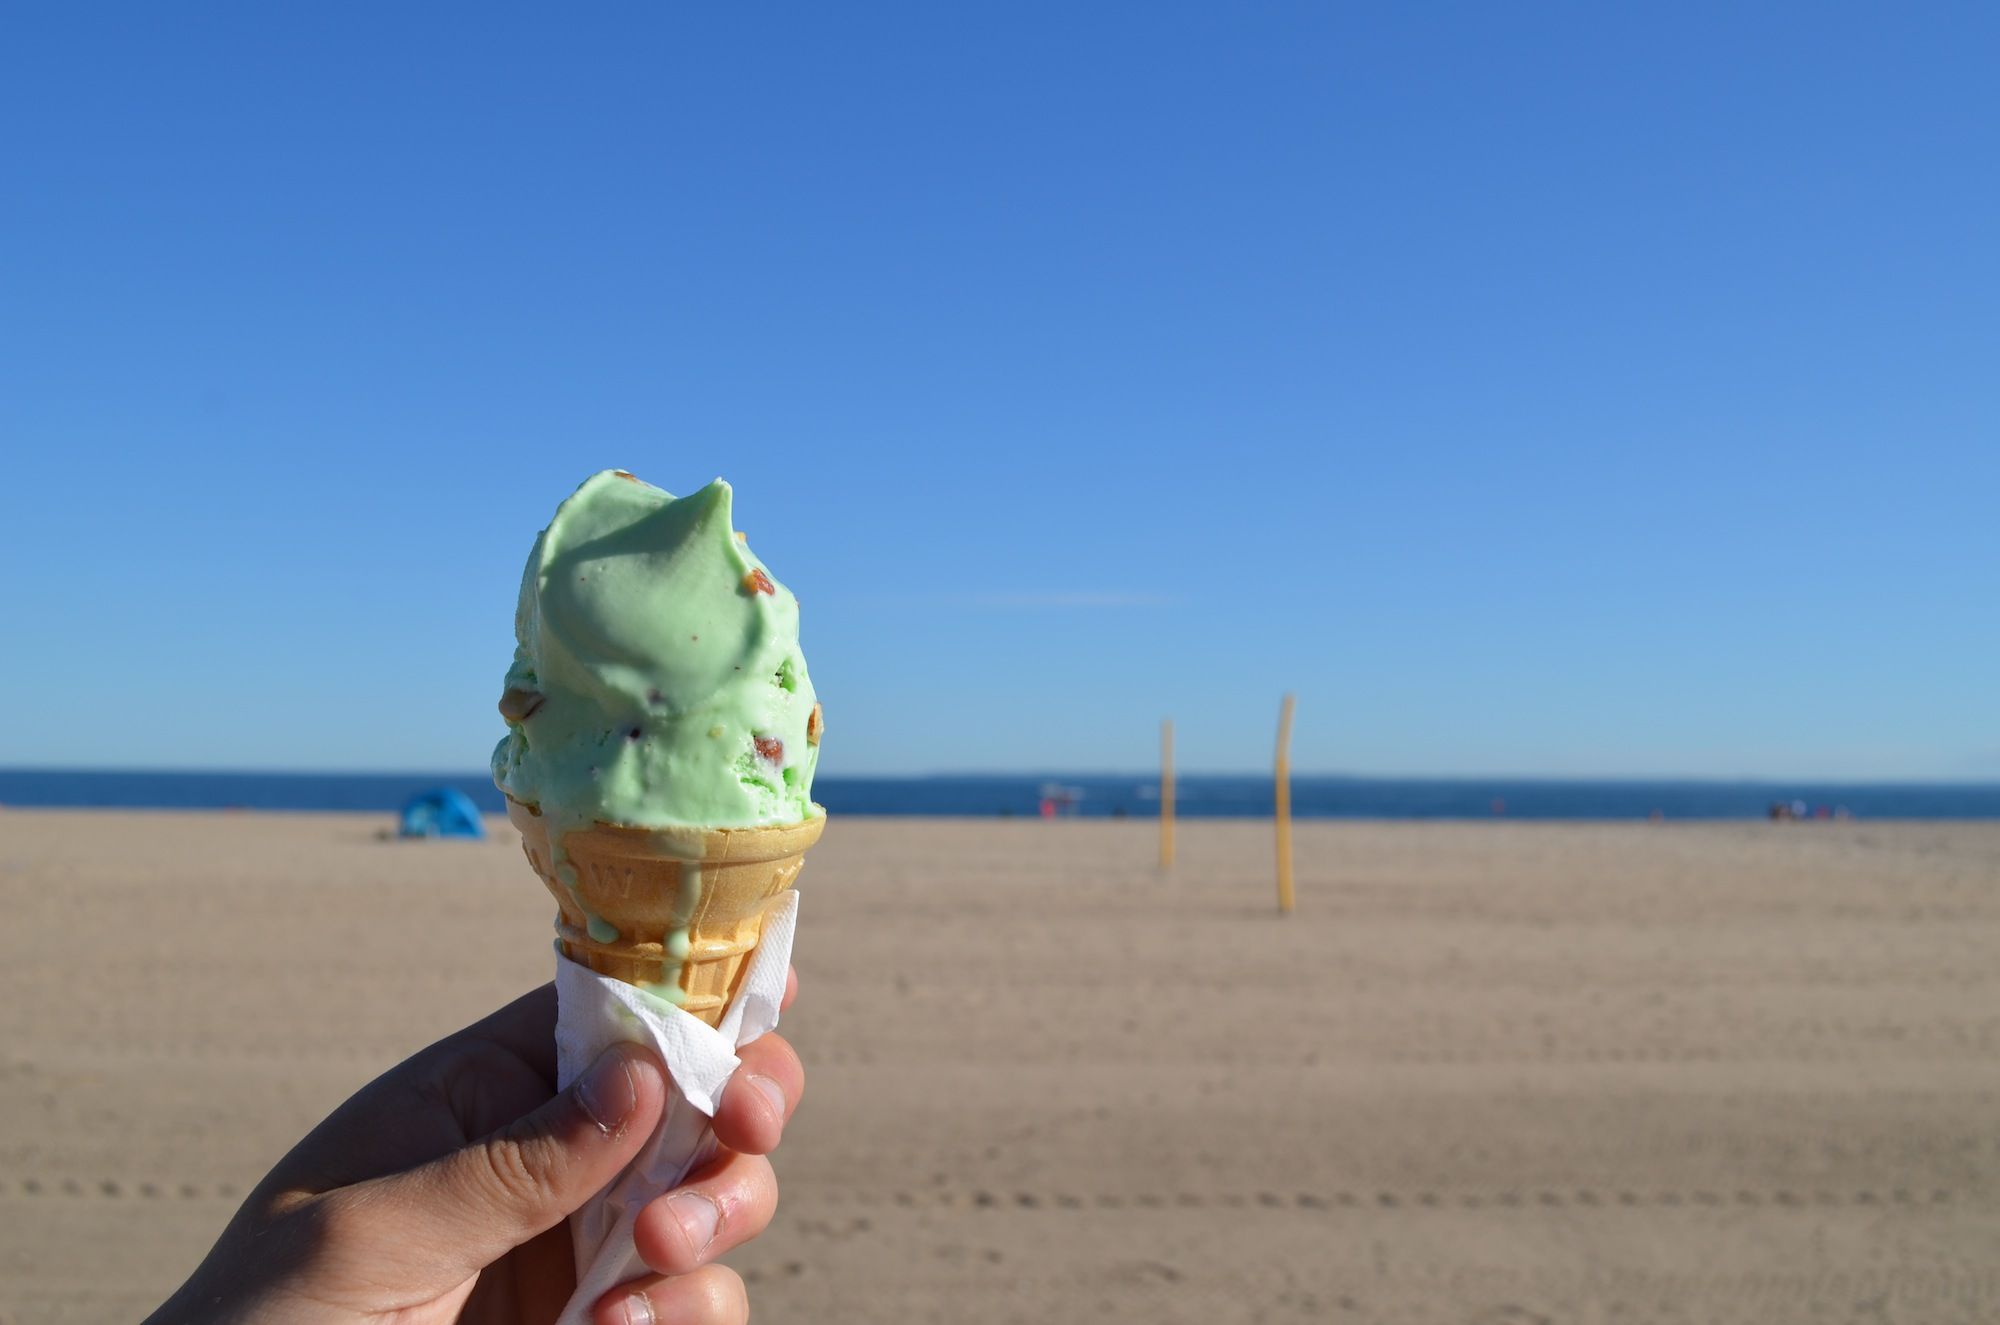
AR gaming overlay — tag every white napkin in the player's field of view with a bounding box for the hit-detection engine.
[549,889,799,1325]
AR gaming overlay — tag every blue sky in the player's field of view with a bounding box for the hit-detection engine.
[3,4,1996,778]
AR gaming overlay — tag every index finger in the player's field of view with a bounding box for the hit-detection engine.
[450,982,559,1082]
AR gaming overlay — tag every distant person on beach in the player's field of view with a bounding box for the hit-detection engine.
[144,977,805,1325]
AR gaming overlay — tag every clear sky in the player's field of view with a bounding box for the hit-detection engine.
[4,4,1996,779]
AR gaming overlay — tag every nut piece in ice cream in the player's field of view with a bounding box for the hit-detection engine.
[498,686,546,722]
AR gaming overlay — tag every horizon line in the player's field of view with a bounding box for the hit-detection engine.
[4,764,1998,788]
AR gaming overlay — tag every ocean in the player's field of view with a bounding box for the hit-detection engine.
[3,768,1999,820]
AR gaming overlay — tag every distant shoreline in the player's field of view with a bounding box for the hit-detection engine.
[5,769,1999,821]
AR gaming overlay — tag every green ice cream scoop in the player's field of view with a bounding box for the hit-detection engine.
[492,469,822,831]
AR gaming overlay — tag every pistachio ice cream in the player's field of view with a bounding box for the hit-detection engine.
[492,469,823,835]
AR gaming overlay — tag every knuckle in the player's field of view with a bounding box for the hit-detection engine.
[476,1112,565,1207]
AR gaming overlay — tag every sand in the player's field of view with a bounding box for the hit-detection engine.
[2,811,1996,1324]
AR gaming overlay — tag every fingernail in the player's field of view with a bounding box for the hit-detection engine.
[746,1073,788,1123]
[619,1289,656,1325]
[575,1048,640,1136]
[666,1190,722,1259]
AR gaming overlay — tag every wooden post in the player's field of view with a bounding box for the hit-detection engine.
[1159,719,1176,869]
[1275,694,1296,914]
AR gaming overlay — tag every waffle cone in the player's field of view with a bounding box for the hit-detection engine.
[507,797,825,1027]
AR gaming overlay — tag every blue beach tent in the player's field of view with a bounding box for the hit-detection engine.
[398,787,486,839]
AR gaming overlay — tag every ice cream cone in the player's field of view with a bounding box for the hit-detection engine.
[508,796,825,1027]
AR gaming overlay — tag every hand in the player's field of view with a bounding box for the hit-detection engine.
[146,970,805,1325]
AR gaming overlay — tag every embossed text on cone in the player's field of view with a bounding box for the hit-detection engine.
[509,797,824,1027]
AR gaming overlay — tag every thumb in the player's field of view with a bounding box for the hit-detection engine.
[355,1042,668,1278]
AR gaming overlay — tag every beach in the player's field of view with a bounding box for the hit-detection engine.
[3,811,1996,1324]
